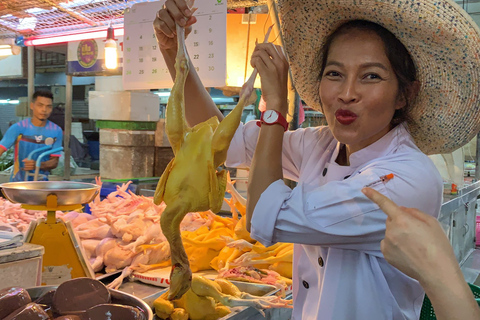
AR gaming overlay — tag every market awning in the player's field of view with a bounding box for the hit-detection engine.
[0,0,267,40]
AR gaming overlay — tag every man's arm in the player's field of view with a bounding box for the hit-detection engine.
[23,156,59,171]
[40,156,59,171]
[0,124,20,156]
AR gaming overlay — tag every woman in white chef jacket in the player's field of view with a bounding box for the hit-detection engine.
[154,0,480,319]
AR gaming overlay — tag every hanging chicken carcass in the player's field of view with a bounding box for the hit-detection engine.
[152,7,272,299]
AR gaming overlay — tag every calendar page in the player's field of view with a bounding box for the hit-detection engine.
[123,0,227,90]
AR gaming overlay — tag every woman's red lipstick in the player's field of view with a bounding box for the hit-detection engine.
[335,109,358,125]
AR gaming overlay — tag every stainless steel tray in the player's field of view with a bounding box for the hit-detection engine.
[27,285,154,320]
[228,280,279,296]
[1,181,99,206]
[150,280,279,320]
[221,281,280,320]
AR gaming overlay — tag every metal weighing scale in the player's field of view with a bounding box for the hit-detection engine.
[1,181,100,285]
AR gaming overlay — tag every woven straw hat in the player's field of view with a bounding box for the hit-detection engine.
[277,0,480,155]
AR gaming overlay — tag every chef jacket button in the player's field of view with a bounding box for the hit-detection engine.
[322,168,328,176]
[344,175,351,180]
[318,257,324,267]
[302,280,309,289]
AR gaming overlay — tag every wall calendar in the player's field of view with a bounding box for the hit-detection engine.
[123,0,227,90]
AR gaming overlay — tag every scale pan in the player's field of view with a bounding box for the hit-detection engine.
[0,181,99,206]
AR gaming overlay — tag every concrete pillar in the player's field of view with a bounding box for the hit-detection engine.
[27,46,34,107]
[64,75,73,180]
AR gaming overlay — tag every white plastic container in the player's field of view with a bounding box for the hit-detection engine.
[88,91,160,122]
[0,243,44,289]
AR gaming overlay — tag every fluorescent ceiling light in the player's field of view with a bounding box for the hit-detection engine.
[0,36,21,54]
[0,48,13,56]
[212,97,235,102]
[0,100,19,104]
[25,27,124,46]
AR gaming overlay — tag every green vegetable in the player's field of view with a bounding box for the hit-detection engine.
[0,148,13,172]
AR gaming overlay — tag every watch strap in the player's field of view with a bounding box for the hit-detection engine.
[259,111,288,131]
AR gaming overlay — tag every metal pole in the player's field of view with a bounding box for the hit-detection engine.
[64,75,73,180]
[475,133,480,182]
[267,0,300,130]
[27,46,34,107]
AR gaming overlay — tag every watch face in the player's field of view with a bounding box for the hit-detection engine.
[263,110,279,124]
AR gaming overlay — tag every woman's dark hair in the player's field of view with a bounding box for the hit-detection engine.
[318,20,417,126]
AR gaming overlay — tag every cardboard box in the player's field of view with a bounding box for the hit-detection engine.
[0,243,44,288]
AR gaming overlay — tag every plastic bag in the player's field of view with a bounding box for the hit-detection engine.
[51,152,78,176]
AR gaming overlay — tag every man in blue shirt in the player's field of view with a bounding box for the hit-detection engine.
[0,90,63,181]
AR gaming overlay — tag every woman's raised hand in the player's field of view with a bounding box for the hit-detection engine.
[153,0,197,50]
[251,43,289,114]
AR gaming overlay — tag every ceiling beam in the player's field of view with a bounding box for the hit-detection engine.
[0,22,19,35]
[37,0,97,26]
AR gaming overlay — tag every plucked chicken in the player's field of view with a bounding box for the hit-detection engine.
[153,11,266,299]
[153,275,292,320]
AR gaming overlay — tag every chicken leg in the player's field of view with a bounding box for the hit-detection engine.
[191,275,292,311]
[154,15,273,300]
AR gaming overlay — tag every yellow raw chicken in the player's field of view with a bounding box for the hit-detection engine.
[269,261,293,279]
[153,19,258,300]
[175,289,218,320]
[171,308,189,320]
[187,247,220,273]
[153,291,175,319]
[153,275,292,320]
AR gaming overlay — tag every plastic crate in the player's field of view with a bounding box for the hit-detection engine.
[83,182,137,214]
[420,283,480,320]
[87,140,100,161]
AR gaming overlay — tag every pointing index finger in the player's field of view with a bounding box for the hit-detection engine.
[362,187,400,219]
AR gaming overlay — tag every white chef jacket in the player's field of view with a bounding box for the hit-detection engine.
[226,122,443,320]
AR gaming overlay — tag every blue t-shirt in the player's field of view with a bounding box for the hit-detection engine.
[0,119,63,181]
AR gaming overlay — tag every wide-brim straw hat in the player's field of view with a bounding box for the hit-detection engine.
[277,0,480,155]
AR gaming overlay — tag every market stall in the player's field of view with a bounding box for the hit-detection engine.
[0,178,294,319]
[0,0,298,318]
[1,0,480,319]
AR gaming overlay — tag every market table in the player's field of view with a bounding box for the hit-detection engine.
[98,272,293,320]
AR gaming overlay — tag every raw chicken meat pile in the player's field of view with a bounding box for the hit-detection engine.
[0,181,214,287]
[0,178,293,294]
[0,198,52,233]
